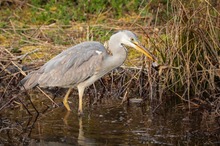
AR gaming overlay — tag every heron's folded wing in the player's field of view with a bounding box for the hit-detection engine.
[38,42,107,87]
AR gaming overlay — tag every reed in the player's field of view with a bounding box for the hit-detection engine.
[152,0,220,108]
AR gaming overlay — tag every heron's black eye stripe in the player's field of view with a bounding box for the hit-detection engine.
[130,38,134,41]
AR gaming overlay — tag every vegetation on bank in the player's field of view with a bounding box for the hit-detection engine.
[0,0,219,114]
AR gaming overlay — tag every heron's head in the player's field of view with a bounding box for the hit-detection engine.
[116,30,157,62]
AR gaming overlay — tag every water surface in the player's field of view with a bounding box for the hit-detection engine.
[0,95,219,145]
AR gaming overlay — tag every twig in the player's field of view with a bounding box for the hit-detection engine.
[16,48,39,60]
[36,86,59,107]
[16,96,32,115]
[120,90,128,105]
[9,19,16,34]
[26,3,46,12]
[0,96,17,111]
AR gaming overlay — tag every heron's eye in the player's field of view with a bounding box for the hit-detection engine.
[130,38,134,42]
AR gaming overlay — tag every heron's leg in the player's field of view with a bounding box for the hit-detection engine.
[63,88,72,111]
[77,85,85,116]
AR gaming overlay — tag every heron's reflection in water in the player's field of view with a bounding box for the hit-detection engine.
[64,111,96,146]
[77,117,85,146]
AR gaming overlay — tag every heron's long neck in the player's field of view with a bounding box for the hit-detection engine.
[103,40,127,70]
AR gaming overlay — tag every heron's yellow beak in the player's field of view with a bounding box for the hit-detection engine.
[133,41,156,62]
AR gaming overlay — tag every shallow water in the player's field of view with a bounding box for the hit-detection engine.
[0,95,219,146]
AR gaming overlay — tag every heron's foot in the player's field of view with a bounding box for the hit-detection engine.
[63,101,71,111]
[78,109,84,117]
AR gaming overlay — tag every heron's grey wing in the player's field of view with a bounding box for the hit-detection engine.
[38,42,107,87]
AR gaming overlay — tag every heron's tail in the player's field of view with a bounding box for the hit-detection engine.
[19,71,40,89]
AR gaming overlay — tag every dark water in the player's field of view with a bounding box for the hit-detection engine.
[0,95,219,146]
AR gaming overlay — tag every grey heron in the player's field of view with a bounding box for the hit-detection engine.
[20,30,157,115]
